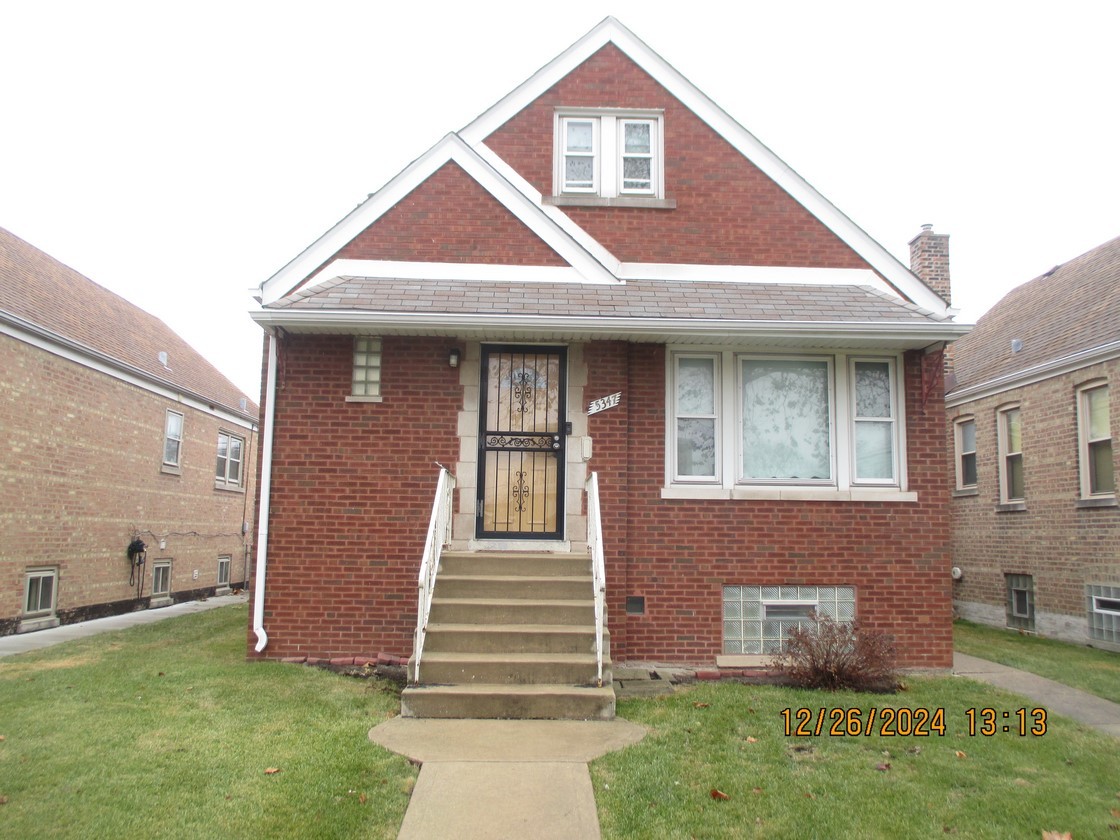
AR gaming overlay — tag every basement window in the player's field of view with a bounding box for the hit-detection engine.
[723,585,855,655]
[1005,573,1034,631]
[1087,584,1120,644]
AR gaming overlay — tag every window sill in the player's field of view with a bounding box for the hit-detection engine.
[18,615,59,633]
[149,596,173,608]
[715,654,776,668]
[160,464,181,477]
[543,195,677,210]
[661,486,918,503]
[1076,496,1118,509]
[952,487,980,498]
[345,395,383,403]
[214,483,245,494]
[995,502,1027,513]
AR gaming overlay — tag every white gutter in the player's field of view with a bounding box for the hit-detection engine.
[252,334,279,652]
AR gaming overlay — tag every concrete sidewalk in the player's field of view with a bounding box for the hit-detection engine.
[0,593,248,658]
[370,717,646,839]
[953,651,1120,738]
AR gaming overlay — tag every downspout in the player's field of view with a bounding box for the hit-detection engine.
[253,333,279,652]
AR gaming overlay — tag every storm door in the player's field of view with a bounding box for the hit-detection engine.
[477,346,567,539]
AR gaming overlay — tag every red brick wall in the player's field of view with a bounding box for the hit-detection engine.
[484,44,872,270]
[249,334,461,661]
[949,359,1120,640]
[586,344,952,669]
[0,334,256,633]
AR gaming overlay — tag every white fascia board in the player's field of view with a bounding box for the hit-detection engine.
[250,308,971,346]
[0,315,257,430]
[259,134,616,306]
[298,259,587,290]
[946,339,1120,408]
[458,17,950,317]
[618,262,888,290]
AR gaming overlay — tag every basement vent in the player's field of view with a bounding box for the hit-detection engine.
[625,596,646,615]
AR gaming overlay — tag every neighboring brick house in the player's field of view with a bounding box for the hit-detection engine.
[947,235,1120,652]
[247,19,967,713]
[0,227,259,635]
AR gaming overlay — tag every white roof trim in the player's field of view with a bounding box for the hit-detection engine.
[617,262,889,290]
[458,16,950,317]
[259,134,617,306]
[946,339,1120,408]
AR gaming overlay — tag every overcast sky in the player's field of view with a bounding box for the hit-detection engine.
[2,1,1117,398]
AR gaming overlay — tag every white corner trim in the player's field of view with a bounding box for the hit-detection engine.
[259,134,617,305]
[457,17,950,317]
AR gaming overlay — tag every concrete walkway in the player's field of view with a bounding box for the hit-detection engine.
[369,717,646,839]
[0,593,248,658]
[953,651,1120,738]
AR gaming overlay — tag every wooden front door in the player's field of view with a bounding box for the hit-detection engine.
[477,346,567,539]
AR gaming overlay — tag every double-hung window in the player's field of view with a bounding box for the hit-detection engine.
[152,561,171,597]
[668,350,903,494]
[954,417,978,490]
[997,405,1024,504]
[215,432,244,489]
[1078,382,1114,499]
[25,568,57,617]
[555,111,663,199]
[163,410,183,470]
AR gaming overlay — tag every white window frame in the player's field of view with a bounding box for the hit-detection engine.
[215,431,245,490]
[849,358,900,486]
[347,336,382,402]
[665,349,907,498]
[217,556,231,587]
[553,110,664,199]
[997,404,1024,504]
[671,353,721,484]
[24,568,57,616]
[954,416,978,491]
[723,585,856,655]
[1092,594,1120,617]
[1077,381,1114,499]
[163,410,184,469]
[152,561,171,597]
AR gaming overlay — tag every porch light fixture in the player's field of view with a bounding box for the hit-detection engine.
[448,348,461,368]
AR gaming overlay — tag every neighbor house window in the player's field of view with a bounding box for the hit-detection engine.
[1006,573,1034,631]
[163,410,184,469]
[997,405,1024,503]
[954,417,977,490]
[215,432,244,489]
[217,556,231,588]
[554,112,664,198]
[24,568,57,616]
[350,337,382,399]
[723,585,856,654]
[1087,584,1120,644]
[668,351,903,491]
[1078,383,1114,498]
[153,562,171,597]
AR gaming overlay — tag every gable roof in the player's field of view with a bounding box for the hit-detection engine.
[254,17,963,342]
[0,226,258,422]
[947,235,1120,403]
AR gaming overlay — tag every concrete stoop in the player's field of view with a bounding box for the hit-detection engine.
[403,551,614,720]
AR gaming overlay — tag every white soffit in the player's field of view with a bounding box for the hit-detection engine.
[258,134,617,306]
[459,16,950,316]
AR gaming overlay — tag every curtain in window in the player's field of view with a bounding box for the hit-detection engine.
[742,359,830,480]
[676,357,716,477]
[853,361,894,481]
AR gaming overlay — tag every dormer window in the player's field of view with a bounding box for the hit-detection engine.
[554,110,664,200]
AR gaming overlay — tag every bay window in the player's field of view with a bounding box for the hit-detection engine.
[668,350,904,496]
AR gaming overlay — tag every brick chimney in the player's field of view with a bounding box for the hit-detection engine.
[909,224,951,305]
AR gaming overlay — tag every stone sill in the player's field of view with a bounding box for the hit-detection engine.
[661,487,918,503]
[995,502,1027,513]
[543,195,677,210]
[952,487,979,498]
[1076,496,1118,509]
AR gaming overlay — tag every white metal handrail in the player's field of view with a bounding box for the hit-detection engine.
[587,471,607,688]
[413,466,455,683]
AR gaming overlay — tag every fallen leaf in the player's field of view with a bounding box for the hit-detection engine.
[1112,809,1120,819]
[710,789,730,801]
[0,735,5,741]
[694,702,710,709]
[158,672,165,677]
[804,793,816,800]
[907,746,922,755]
[1042,832,1073,840]
[746,736,758,744]
[955,751,967,759]
[752,787,763,795]
[359,793,367,805]
[876,763,891,772]
[0,796,8,806]
[264,767,281,775]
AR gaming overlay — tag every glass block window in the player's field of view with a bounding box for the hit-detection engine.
[352,337,382,398]
[723,585,856,654]
[1005,573,1034,631]
[1087,584,1120,644]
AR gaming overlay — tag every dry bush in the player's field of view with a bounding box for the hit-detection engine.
[774,615,899,692]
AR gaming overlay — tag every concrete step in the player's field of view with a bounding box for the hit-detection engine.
[439,551,590,578]
[429,598,595,626]
[423,623,609,656]
[401,683,616,720]
[415,651,611,686]
[436,574,592,601]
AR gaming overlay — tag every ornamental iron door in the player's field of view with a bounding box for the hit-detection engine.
[477,346,567,539]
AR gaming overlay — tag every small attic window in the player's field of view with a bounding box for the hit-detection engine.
[552,110,666,202]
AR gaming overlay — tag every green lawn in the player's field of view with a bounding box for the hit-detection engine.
[0,605,414,839]
[954,618,1120,704]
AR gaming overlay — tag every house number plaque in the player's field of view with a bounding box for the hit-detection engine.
[587,392,621,415]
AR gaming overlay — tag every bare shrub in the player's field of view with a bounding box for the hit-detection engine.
[774,615,899,693]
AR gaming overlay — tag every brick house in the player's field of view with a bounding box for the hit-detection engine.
[0,227,259,635]
[248,19,967,717]
[947,235,1120,652]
